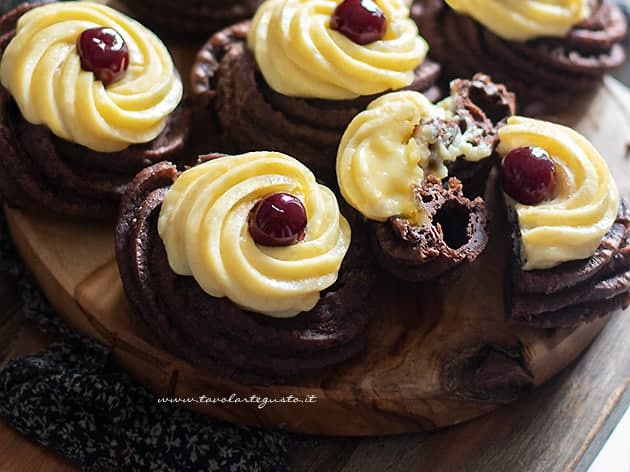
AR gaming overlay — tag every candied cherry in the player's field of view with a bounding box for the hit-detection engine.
[249,193,308,246]
[330,0,386,45]
[502,146,557,205]
[77,27,129,85]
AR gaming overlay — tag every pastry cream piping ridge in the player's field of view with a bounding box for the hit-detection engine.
[445,0,590,41]
[247,0,427,99]
[498,116,619,270]
[0,2,182,152]
[158,152,351,318]
[336,90,493,222]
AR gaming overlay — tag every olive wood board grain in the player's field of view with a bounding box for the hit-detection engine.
[1,273,629,472]
[4,77,630,436]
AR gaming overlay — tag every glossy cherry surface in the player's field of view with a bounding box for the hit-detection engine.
[77,27,129,85]
[330,0,386,45]
[502,146,557,205]
[249,193,308,247]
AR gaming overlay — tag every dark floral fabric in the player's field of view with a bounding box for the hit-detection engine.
[0,339,288,471]
[0,211,289,472]
[0,212,289,472]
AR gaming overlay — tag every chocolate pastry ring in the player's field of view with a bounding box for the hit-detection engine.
[115,161,374,384]
[0,3,192,219]
[411,0,628,113]
[507,198,630,328]
[191,21,441,181]
[373,176,489,282]
[121,0,261,36]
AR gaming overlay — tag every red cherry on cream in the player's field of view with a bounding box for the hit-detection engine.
[77,27,129,86]
[249,193,308,247]
[330,0,387,45]
[502,146,557,205]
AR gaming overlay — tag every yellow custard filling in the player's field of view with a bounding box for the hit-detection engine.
[0,2,182,152]
[158,152,351,318]
[337,91,493,222]
[498,117,619,270]
[247,0,427,99]
[445,0,590,41]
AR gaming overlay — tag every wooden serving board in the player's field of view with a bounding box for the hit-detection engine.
[4,77,630,436]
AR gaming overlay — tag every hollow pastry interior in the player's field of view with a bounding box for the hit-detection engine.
[372,176,490,282]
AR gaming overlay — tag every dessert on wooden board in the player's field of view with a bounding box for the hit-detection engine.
[114,97,629,381]
[115,152,374,383]
[412,0,628,113]
[0,0,628,395]
[0,1,191,218]
[115,69,523,381]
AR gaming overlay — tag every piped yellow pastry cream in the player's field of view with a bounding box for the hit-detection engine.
[337,90,493,222]
[445,0,590,41]
[498,116,620,271]
[0,1,182,152]
[247,0,427,99]
[157,152,352,318]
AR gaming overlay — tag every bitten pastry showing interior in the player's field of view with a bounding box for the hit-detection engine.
[0,2,190,218]
[499,116,630,328]
[115,152,373,383]
[336,75,514,282]
[191,0,440,179]
[412,0,628,112]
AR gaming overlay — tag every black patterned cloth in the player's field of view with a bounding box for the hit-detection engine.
[0,2,289,466]
[0,214,288,472]
[0,0,290,469]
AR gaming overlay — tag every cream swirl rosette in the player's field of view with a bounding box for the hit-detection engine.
[157,152,352,318]
[445,0,590,41]
[498,116,620,271]
[0,2,182,152]
[247,0,427,99]
[337,91,493,222]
